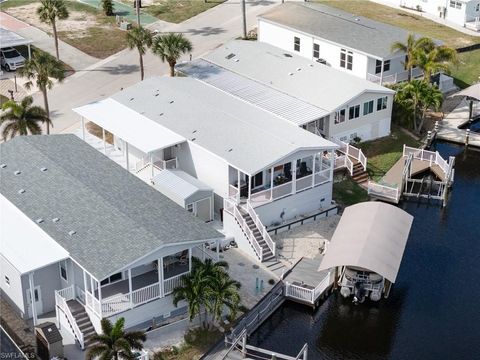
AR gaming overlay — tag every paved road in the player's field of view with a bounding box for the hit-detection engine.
[30,0,290,134]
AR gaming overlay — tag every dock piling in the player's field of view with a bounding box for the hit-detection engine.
[465,129,470,146]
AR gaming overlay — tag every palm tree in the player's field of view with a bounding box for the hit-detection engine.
[0,96,51,140]
[391,34,434,81]
[37,0,69,60]
[172,269,207,323]
[414,45,458,83]
[152,33,193,77]
[394,80,443,133]
[102,0,114,16]
[86,317,146,360]
[18,50,65,135]
[126,27,152,81]
[206,274,241,325]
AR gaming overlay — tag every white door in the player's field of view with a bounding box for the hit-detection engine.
[25,286,43,318]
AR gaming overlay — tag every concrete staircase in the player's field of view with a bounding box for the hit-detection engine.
[351,160,369,184]
[66,300,97,349]
[241,211,275,262]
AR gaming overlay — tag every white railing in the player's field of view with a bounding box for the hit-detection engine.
[314,169,330,185]
[228,184,240,202]
[367,181,400,202]
[296,174,313,192]
[75,285,86,304]
[367,67,423,84]
[86,290,101,317]
[164,272,188,295]
[55,287,85,349]
[313,272,332,300]
[131,282,161,306]
[331,137,367,171]
[224,198,263,260]
[246,201,275,257]
[403,145,449,175]
[102,293,131,317]
[465,17,480,30]
[285,282,315,303]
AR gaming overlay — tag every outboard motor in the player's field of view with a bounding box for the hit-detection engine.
[352,282,366,304]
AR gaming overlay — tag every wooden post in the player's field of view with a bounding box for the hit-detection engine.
[81,117,86,141]
[270,166,274,199]
[333,266,339,290]
[158,258,164,297]
[97,280,103,317]
[329,150,334,182]
[125,142,130,171]
[465,129,470,146]
[303,345,308,360]
[102,128,107,154]
[384,279,392,298]
[241,332,247,358]
[311,154,316,187]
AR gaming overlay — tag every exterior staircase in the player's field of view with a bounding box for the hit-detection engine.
[66,300,97,349]
[351,160,369,184]
[241,210,275,262]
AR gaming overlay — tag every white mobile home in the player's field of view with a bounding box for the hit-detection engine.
[0,135,224,349]
[178,40,395,143]
[257,2,424,84]
[74,77,338,262]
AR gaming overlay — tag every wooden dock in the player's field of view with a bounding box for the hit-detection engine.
[436,98,480,147]
[283,256,333,307]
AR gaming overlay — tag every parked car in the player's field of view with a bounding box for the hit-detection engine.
[0,47,26,71]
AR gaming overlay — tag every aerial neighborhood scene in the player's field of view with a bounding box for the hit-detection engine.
[0,0,479,359]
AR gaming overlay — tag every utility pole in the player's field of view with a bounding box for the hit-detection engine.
[241,0,247,39]
[136,0,141,26]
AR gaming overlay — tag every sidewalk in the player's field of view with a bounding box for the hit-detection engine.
[371,0,480,37]
[0,12,99,72]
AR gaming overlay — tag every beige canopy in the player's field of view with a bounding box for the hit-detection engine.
[319,202,413,283]
[450,83,480,101]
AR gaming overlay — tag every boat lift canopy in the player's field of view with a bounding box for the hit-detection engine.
[318,202,413,283]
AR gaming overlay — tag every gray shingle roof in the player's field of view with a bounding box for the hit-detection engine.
[0,135,222,280]
[259,2,411,58]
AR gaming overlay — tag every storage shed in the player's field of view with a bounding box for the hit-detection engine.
[152,170,214,222]
[35,322,63,360]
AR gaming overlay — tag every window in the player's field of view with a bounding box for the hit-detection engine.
[60,260,67,281]
[186,204,194,213]
[340,49,353,70]
[313,43,320,59]
[375,59,391,74]
[5,276,10,286]
[294,37,300,52]
[334,109,346,124]
[349,105,360,120]
[476,4,480,11]
[253,172,263,188]
[377,96,388,111]
[100,272,122,286]
[363,100,374,116]
[449,1,461,9]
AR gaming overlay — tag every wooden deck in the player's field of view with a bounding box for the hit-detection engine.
[436,98,480,147]
[382,157,446,187]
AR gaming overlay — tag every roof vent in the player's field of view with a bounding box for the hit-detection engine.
[192,130,197,134]
[129,97,134,101]
[228,148,233,152]
[155,93,159,97]
[36,218,44,224]
[68,230,76,236]
[14,170,21,175]
[169,100,174,104]
[191,138,196,142]
[159,113,164,116]
[18,189,26,194]
[283,53,293,58]
[309,64,314,67]
[52,218,60,223]
[0,164,6,169]
[40,167,48,172]
[355,17,360,21]
[296,68,301,71]
[288,72,294,76]
[225,53,236,60]
[234,59,239,62]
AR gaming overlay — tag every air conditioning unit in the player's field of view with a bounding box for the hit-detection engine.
[316,58,327,65]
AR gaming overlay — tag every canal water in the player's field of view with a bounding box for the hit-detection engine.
[250,141,480,360]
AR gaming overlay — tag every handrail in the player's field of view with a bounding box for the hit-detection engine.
[367,181,400,202]
[330,137,367,172]
[403,145,450,176]
[295,343,309,360]
[221,328,247,360]
[246,201,275,257]
[268,205,338,235]
[55,288,85,349]
[164,272,188,296]
[345,155,354,176]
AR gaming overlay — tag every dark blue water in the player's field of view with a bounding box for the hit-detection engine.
[458,117,480,133]
[250,142,480,360]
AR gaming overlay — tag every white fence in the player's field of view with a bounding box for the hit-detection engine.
[55,286,85,349]
[330,137,367,174]
[403,145,450,175]
[367,67,423,84]
[285,272,331,304]
[164,272,188,296]
[367,181,400,202]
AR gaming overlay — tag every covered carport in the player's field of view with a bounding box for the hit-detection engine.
[152,169,214,222]
[0,28,32,59]
[319,202,413,297]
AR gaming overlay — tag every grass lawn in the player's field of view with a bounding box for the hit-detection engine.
[357,126,421,181]
[140,0,226,23]
[0,95,9,107]
[154,327,222,360]
[315,0,479,48]
[451,49,480,87]
[0,0,36,9]
[333,178,369,207]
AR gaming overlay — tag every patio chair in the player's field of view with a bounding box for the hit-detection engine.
[178,254,188,265]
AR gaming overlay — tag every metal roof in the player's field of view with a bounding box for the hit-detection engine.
[109,76,337,175]
[0,135,223,280]
[177,59,329,126]
[73,98,186,154]
[201,41,394,113]
[258,2,410,58]
[318,202,413,283]
[0,28,33,48]
[152,169,213,206]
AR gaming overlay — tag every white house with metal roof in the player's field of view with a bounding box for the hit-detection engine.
[74,76,338,263]
[383,0,480,31]
[178,40,395,144]
[257,2,424,84]
[0,135,224,349]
